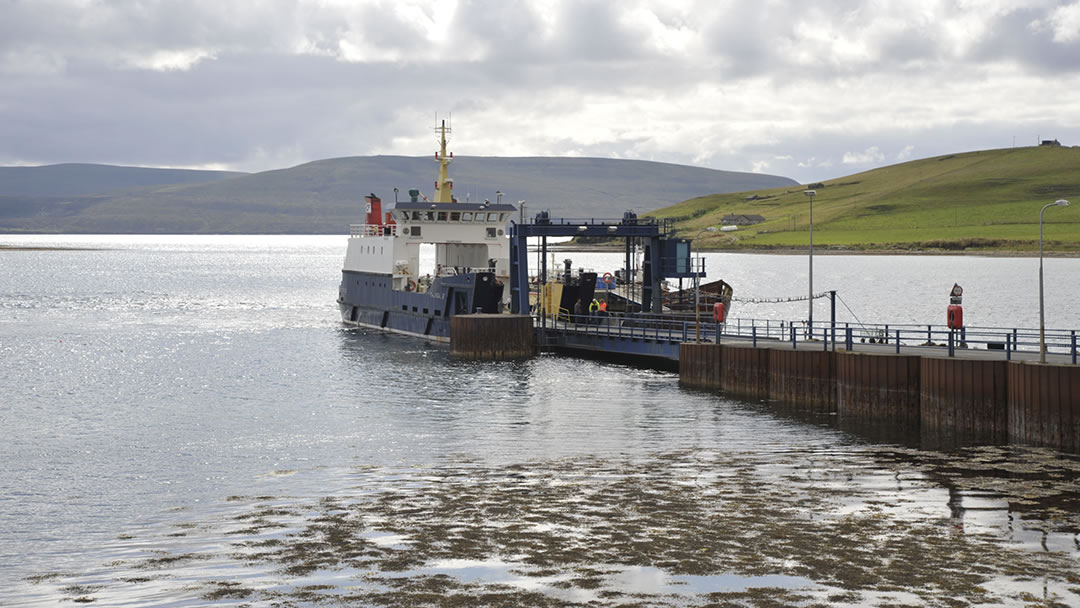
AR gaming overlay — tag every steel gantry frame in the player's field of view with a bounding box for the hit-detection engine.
[508,211,697,316]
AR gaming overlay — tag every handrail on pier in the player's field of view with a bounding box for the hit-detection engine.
[533,312,1079,364]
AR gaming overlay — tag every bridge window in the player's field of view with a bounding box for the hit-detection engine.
[462,212,473,221]
[451,212,461,221]
[424,211,435,221]
[487,212,499,221]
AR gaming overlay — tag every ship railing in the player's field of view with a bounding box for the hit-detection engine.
[436,266,500,277]
[349,223,398,237]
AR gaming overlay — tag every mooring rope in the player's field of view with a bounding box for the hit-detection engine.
[834,292,873,332]
[732,291,831,304]
[730,291,873,333]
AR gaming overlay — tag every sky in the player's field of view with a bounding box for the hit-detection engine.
[1,0,1078,184]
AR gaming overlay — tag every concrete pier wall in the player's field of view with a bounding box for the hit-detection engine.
[679,343,1079,453]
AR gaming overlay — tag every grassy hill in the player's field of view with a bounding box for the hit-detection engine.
[652,146,1080,253]
[0,157,794,234]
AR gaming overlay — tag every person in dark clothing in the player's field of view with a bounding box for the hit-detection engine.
[573,298,584,323]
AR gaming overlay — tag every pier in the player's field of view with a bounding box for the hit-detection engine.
[449,213,1079,453]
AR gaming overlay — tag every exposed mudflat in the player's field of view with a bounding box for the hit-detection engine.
[20,445,1080,607]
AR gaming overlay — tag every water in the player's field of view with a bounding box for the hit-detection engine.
[1,235,1078,607]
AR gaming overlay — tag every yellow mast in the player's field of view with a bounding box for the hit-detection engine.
[433,119,453,203]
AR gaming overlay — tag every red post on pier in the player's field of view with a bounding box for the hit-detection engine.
[947,283,964,330]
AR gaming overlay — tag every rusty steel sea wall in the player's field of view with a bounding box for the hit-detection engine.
[680,343,1079,453]
[450,314,535,360]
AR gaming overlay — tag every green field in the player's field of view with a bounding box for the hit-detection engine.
[650,146,1080,252]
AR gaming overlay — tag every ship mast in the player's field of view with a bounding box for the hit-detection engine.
[433,119,454,203]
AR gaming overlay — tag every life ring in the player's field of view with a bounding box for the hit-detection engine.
[602,272,614,286]
[406,279,416,292]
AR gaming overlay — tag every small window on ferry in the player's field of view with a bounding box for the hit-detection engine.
[462,212,473,221]
[411,226,421,237]
[424,211,435,221]
[474,213,485,222]
[487,212,499,221]
[486,227,497,238]
[498,213,506,222]
[411,211,421,220]
[450,212,461,221]
[434,310,442,317]
[437,211,448,221]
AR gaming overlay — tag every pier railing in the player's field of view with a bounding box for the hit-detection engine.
[536,313,1079,364]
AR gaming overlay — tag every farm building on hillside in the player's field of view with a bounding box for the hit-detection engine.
[720,213,766,226]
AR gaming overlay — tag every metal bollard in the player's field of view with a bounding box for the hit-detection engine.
[791,325,797,350]
[753,325,757,348]
[948,330,954,357]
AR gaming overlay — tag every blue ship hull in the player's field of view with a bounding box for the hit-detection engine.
[338,269,504,342]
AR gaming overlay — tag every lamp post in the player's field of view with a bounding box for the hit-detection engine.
[804,189,816,335]
[694,226,719,342]
[1039,198,1070,363]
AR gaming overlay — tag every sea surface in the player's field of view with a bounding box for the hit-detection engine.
[1,235,1078,607]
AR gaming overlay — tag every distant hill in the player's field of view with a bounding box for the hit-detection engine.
[652,146,1080,252]
[0,157,795,234]
[0,163,247,197]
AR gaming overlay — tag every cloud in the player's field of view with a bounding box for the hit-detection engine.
[1033,2,1080,43]
[0,0,1078,185]
[842,147,886,165]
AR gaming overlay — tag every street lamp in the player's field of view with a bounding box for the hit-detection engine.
[694,226,719,342]
[1039,198,1070,363]
[804,189,816,335]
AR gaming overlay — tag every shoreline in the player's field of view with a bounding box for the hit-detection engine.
[0,245,101,251]
[546,243,1080,257]
[3,240,1077,258]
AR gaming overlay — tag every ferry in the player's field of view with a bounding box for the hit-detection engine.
[337,120,517,341]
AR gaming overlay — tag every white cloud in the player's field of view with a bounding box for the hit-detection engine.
[127,49,217,71]
[0,0,1078,184]
[842,147,886,165]
[1045,3,1080,43]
